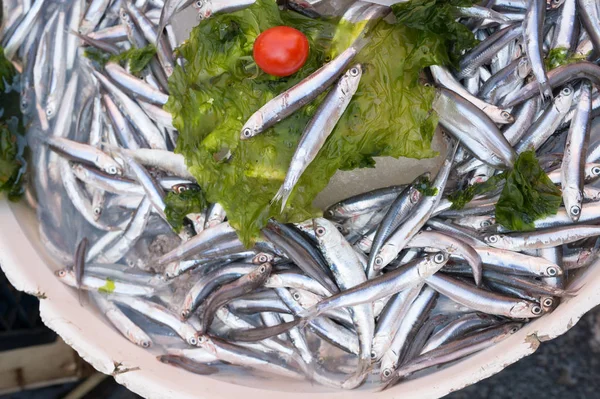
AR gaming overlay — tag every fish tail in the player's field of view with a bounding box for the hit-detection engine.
[539,81,553,104]
[272,184,292,213]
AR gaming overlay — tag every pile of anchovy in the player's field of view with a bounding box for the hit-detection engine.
[4,0,600,391]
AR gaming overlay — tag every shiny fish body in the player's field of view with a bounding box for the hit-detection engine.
[561,81,592,221]
[433,89,515,169]
[240,44,360,140]
[273,65,362,210]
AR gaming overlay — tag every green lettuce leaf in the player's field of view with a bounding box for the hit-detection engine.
[450,151,561,231]
[495,150,562,231]
[392,0,478,67]
[449,173,505,210]
[164,188,208,232]
[0,47,26,200]
[167,0,475,244]
[545,47,588,70]
[110,44,156,75]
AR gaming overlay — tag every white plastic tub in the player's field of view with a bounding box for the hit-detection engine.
[3,3,600,397]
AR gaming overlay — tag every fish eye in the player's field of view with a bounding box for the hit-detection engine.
[375,256,383,266]
[195,0,203,7]
[58,269,66,277]
[531,305,543,315]
[501,111,511,120]
[108,166,117,175]
[93,207,102,216]
[481,220,491,228]
[370,351,377,359]
[242,128,253,138]
[315,226,326,237]
[258,254,268,263]
[181,310,188,318]
[510,326,519,334]
[46,107,53,117]
[423,83,431,87]
[189,336,198,345]
[434,253,445,263]
[259,265,267,273]
[543,298,554,308]
[382,369,392,378]
[293,292,301,301]
[349,67,360,77]
[546,266,558,277]
[592,167,600,175]
[570,205,581,216]
[561,87,572,96]
[325,210,334,218]
[142,341,150,348]
[487,235,499,243]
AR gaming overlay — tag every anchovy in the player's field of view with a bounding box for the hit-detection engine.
[426,273,544,318]
[562,81,592,221]
[485,225,600,250]
[373,141,457,269]
[91,293,153,348]
[433,89,515,169]
[523,0,552,101]
[273,65,363,210]
[240,44,361,140]
[430,65,514,124]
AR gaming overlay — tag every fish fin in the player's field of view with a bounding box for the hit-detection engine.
[272,185,292,213]
[539,81,553,104]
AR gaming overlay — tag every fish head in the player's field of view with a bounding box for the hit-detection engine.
[252,252,274,264]
[239,112,264,140]
[249,262,273,283]
[510,301,544,318]
[516,57,531,78]
[541,263,563,277]
[586,163,600,180]
[313,217,343,244]
[498,109,515,124]
[45,98,58,120]
[373,244,397,271]
[483,233,508,248]
[548,0,565,9]
[193,0,214,19]
[20,88,33,114]
[418,252,449,277]
[339,64,363,92]
[540,296,556,313]
[554,85,574,113]
[54,268,76,286]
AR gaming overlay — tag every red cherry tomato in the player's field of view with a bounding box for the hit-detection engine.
[253,26,310,77]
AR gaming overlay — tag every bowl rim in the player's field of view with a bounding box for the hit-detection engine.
[1,199,599,399]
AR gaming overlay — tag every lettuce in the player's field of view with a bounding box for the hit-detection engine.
[164,188,208,232]
[0,47,26,200]
[450,151,562,231]
[167,0,475,244]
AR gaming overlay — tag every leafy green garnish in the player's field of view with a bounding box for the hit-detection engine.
[98,278,116,294]
[0,47,26,200]
[495,151,562,231]
[449,173,505,209]
[416,175,438,197]
[0,48,16,92]
[84,44,157,74]
[392,0,478,67]
[450,151,561,231]
[545,47,588,70]
[167,0,476,244]
[110,44,156,75]
[164,188,208,232]
[84,47,111,67]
